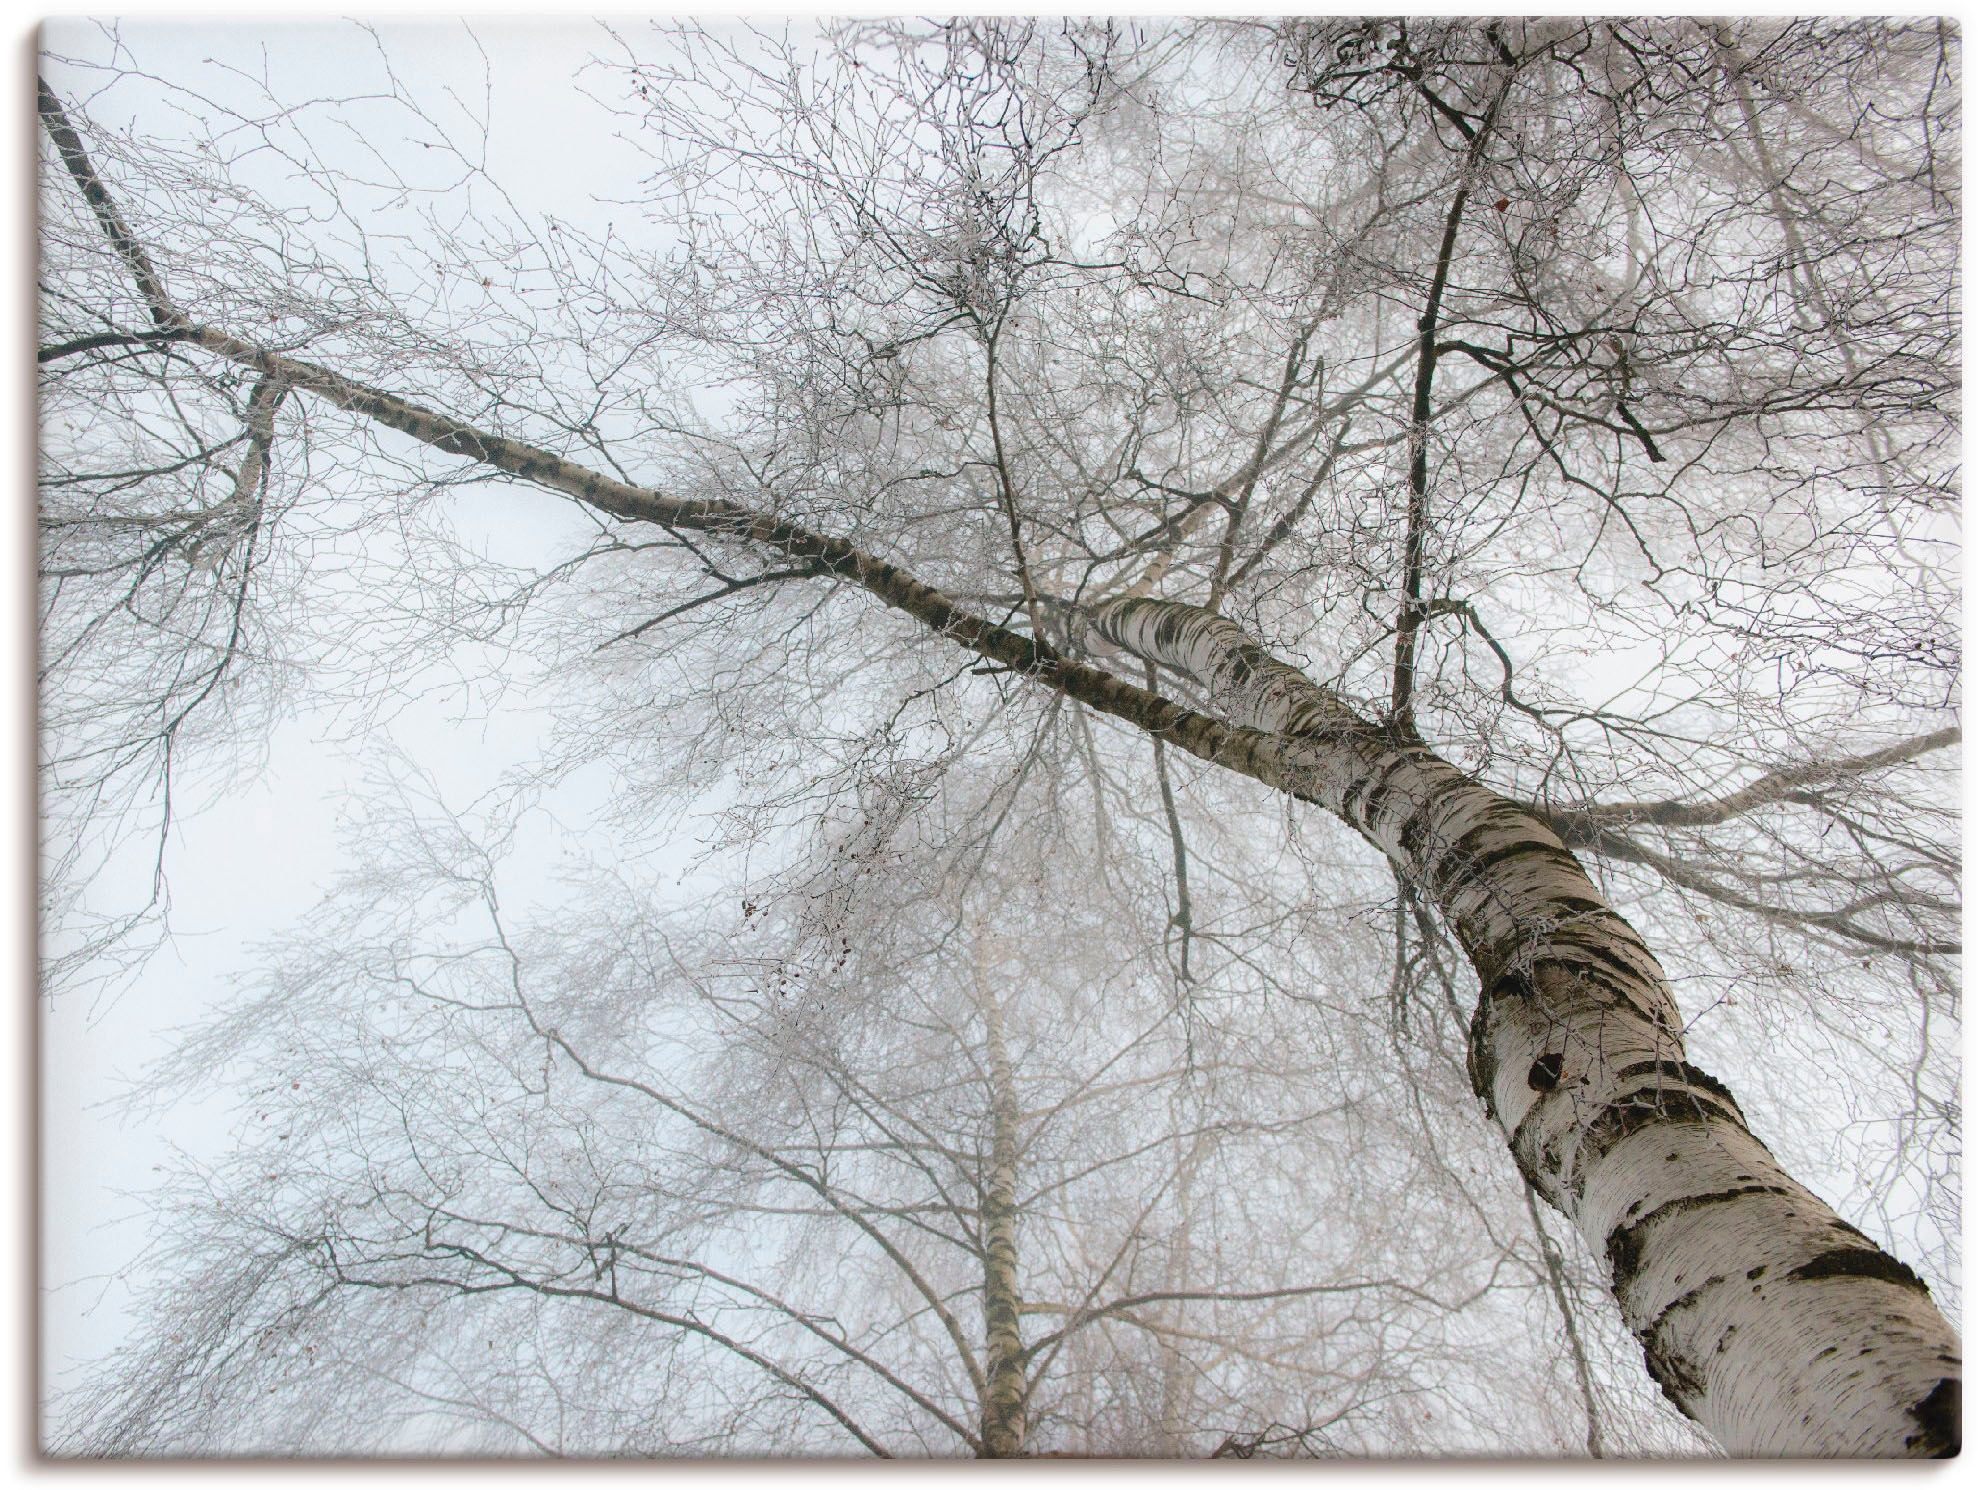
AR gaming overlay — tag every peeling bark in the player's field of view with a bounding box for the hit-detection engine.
[1087,597,1962,1459]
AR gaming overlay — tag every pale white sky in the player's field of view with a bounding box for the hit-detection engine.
[35,12,606,1389]
[25,13,756,1480]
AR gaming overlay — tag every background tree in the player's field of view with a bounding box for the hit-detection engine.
[62,761,1675,1457]
[40,15,1958,1457]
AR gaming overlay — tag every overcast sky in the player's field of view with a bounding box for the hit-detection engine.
[33,8,720,1450]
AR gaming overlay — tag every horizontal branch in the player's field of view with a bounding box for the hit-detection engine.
[1565,824,1960,957]
[330,1245,892,1457]
[147,325,1293,829]
[1023,1278,1437,1356]
[422,1208,981,1451]
[38,327,199,363]
[1545,728,1962,835]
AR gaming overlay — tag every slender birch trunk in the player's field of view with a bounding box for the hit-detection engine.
[1155,1144,1202,1455]
[1087,597,1961,1459]
[977,981,1029,1457]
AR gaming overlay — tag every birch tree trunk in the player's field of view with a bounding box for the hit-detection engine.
[1088,597,1961,1459]
[977,974,1029,1458]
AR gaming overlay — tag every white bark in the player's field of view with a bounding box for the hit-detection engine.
[974,955,1028,1457]
[1088,597,1961,1459]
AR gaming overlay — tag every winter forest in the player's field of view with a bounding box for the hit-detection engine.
[37,16,1959,1459]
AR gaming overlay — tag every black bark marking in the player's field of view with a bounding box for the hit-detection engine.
[1539,894,1607,919]
[1541,931,1661,989]
[1349,753,1416,835]
[1394,801,1435,863]
[1787,1248,1932,1296]
[1465,933,1529,996]
[1527,1052,1564,1091]
[1647,1274,1725,1337]
[1606,1221,1646,1291]
[1605,1190,1789,1304]
[1640,1329,1705,1420]
[1905,1377,1960,1457]
[1536,1135,1567,1186]
[1609,1061,1746,1121]
[1573,1092,1744,1199]
[1467,995,1499,1111]
[1432,832,1586,902]
[1510,1085,1570,1177]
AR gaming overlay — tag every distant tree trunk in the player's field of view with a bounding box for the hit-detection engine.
[978,983,1028,1458]
[1154,1145,1203,1456]
[1523,1181,1607,1457]
[1089,597,1961,1459]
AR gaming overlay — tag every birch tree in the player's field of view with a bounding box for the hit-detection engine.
[40,16,1958,1457]
[61,764,1643,1457]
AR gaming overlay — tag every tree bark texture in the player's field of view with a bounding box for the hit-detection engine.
[978,986,1028,1458]
[1087,597,1960,1458]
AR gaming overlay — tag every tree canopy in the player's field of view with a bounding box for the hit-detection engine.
[39,16,1959,1458]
